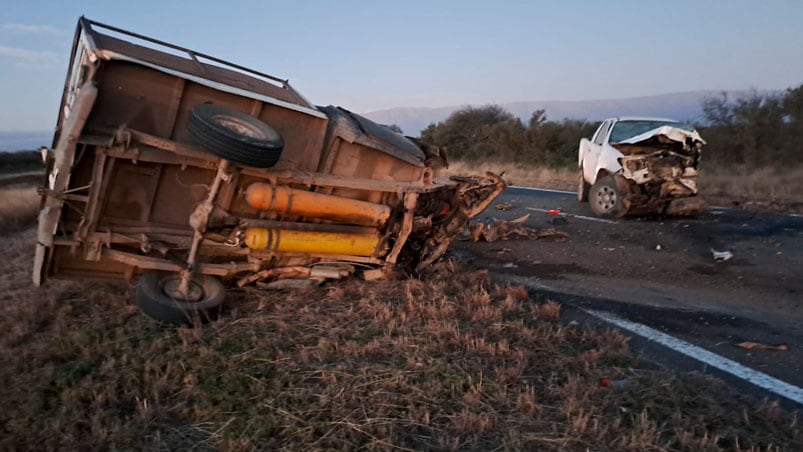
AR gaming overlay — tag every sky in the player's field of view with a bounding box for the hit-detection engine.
[1,0,802,131]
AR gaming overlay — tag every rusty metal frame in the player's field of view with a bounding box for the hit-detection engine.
[385,192,418,264]
[177,159,230,296]
[79,17,301,101]
[77,17,325,120]
[94,127,453,194]
[103,249,258,277]
[36,17,508,289]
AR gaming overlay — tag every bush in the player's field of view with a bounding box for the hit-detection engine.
[699,85,803,168]
[420,105,598,168]
[0,151,43,173]
[421,84,803,173]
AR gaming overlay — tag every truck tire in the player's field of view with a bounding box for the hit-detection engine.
[577,167,591,202]
[136,271,226,325]
[589,176,628,218]
[187,104,284,168]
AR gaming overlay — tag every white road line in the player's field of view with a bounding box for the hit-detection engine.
[585,309,803,405]
[524,207,617,224]
[510,185,577,195]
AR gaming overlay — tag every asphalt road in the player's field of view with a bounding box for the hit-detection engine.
[451,186,803,406]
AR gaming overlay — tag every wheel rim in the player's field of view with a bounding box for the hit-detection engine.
[594,186,617,212]
[161,278,204,302]
[213,115,265,139]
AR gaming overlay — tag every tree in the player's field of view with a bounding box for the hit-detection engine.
[699,85,801,167]
[418,104,599,168]
[702,92,734,127]
[783,85,803,123]
[419,105,516,160]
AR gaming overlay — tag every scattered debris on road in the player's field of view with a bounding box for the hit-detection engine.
[536,228,569,239]
[735,342,789,352]
[469,214,570,242]
[494,202,511,211]
[544,208,568,224]
[711,248,734,262]
[470,214,531,241]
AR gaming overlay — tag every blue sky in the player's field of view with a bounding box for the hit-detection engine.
[1,0,802,131]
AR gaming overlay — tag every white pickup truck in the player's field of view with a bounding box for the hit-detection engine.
[577,117,706,217]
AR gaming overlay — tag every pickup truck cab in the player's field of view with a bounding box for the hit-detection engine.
[577,117,706,217]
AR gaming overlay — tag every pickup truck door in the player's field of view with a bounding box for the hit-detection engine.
[583,120,611,184]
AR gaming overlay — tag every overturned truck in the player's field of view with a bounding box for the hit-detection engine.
[34,18,505,323]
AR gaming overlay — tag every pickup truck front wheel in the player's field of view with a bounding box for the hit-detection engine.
[589,176,628,218]
[188,104,284,168]
[136,271,226,325]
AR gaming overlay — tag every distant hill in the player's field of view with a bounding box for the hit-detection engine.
[0,90,778,148]
[360,90,762,136]
[0,131,52,152]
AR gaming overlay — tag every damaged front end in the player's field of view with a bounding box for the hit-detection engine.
[614,126,706,215]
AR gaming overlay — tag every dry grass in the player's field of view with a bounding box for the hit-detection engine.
[0,184,40,234]
[0,224,800,450]
[701,165,803,208]
[445,161,577,191]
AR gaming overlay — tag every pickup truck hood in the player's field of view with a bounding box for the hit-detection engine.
[613,125,706,151]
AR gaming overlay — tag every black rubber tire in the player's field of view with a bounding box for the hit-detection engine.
[136,271,226,325]
[577,167,591,202]
[589,176,628,218]
[187,104,284,168]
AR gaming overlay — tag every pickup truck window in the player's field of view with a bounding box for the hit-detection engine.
[609,120,695,143]
[593,120,611,145]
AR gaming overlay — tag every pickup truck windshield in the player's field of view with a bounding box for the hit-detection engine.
[609,120,695,143]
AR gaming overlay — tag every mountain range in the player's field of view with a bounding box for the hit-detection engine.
[360,90,752,135]
[0,131,52,152]
[0,90,768,151]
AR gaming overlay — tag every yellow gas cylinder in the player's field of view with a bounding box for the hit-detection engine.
[245,183,390,227]
[244,227,386,257]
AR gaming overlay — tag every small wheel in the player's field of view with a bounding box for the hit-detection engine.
[136,271,226,325]
[590,176,628,218]
[187,104,284,168]
[577,167,591,202]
